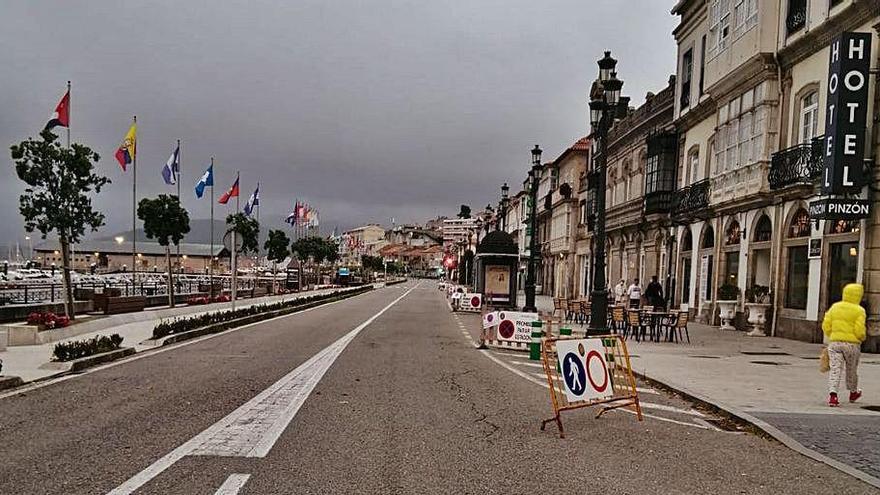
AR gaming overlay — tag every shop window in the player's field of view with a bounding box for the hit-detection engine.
[724,251,740,287]
[754,215,772,242]
[827,242,859,305]
[725,221,741,245]
[785,245,809,309]
[701,225,715,249]
[788,208,810,238]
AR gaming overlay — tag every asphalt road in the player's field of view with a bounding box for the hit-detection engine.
[0,280,875,494]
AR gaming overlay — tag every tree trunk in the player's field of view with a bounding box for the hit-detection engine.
[273,261,277,295]
[59,235,76,321]
[166,246,175,308]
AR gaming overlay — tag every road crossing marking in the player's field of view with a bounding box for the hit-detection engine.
[106,283,420,495]
[214,474,251,494]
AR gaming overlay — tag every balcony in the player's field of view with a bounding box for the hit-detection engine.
[644,191,674,215]
[672,179,711,216]
[768,136,823,190]
[786,0,807,35]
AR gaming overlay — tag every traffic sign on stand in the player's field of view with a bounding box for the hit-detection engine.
[482,311,499,329]
[459,293,482,312]
[495,311,539,343]
[539,335,642,438]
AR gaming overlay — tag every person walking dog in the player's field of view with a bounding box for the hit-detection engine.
[822,283,866,407]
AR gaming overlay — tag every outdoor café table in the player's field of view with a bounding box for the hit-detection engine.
[643,310,673,342]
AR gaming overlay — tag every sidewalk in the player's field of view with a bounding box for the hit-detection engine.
[0,286,350,383]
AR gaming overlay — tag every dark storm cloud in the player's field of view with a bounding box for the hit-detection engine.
[0,0,677,243]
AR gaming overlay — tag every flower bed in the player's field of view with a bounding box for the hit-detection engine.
[52,334,124,362]
[153,287,371,339]
[186,294,232,305]
[26,311,71,330]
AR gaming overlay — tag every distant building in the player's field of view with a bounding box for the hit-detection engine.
[34,240,233,274]
[339,224,388,265]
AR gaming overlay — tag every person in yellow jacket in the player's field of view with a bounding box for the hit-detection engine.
[822,283,866,407]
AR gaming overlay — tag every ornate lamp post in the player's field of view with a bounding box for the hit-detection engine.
[588,51,624,335]
[499,183,510,231]
[523,145,542,312]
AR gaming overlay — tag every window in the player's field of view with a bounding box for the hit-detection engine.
[681,230,693,252]
[681,49,693,109]
[800,91,819,143]
[788,208,810,238]
[725,221,741,245]
[701,226,715,249]
[734,0,758,34]
[688,149,700,184]
[786,0,807,35]
[785,245,809,309]
[753,215,772,242]
[724,251,740,287]
[699,35,706,96]
[709,0,732,56]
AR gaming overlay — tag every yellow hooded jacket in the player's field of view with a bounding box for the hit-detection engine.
[822,283,866,344]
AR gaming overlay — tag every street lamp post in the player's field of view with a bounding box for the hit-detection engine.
[523,145,542,312]
[588,51,624,335]
[498,183,510,232]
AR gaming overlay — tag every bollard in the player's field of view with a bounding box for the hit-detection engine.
[530,320,543,361]
[560,327,572,336]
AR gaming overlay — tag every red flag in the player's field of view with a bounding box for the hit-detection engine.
[218,176,240,204]
[45,89,70,130]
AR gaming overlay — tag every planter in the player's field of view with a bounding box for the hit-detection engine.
[39,347,135,373]
[717,300,738,331]
[745,302,770,337]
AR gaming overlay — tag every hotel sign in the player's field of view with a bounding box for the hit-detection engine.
[823,32,871,194]
[808,197,870,220]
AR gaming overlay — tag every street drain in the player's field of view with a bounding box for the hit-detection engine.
[861,406,880,413]
[741,351,791,356]
[750,360,789,366]
[689,355,722,359]
[801,356,820,360]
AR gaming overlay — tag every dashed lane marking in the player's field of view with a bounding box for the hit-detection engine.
[106,283,420,495]
[214,474,251,494]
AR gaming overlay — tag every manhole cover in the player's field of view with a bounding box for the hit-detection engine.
[750,360,789,366]
[689,355,722,359]
[861,406,880,413]
[741,351,791,356]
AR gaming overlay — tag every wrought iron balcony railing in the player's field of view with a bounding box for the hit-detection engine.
[768,136,823,190]
[672,179,710,216]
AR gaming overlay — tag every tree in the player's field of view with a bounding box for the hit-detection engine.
[11,129,110,320]
[264,229,290,293]
[226,213,260,254]
[137,195,190,307]
[458,204,472,219]
[290,236,338,287]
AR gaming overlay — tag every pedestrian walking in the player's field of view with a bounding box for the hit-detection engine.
[644,275,664,309]
[614,279,626,305]
[822,283,866,407]
[627,278,642,309]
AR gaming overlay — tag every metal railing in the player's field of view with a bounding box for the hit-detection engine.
[0,277,263,305]
[786,0,807,34]
[768,136,823,190]
[672,179,711,216]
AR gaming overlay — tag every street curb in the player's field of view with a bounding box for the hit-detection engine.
[39,347,137,373]
[632,369,880,490]
[142,287,373,347]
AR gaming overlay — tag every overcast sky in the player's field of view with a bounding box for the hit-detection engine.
[1,0,677,246]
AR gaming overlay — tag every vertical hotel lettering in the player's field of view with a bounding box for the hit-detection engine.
[823,32,871,194]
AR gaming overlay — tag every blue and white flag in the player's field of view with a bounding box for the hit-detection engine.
[243,183,260,216]
[161,145,180,185]
[194,165,214,199]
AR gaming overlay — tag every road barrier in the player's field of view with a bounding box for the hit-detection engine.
[540,335,642,438]
[479,310,540,352]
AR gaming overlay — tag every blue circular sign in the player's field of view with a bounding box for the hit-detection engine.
[561,352,586,396]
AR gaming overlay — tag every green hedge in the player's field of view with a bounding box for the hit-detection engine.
[152,287,371,339]
[53,334,124,362]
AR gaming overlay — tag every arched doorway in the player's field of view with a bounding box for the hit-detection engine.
[698,223,715,310]
[722,218,741,288]
[679,227,693,307]
[749,213,772,293]
[824,219,860,306]
[782,207,810,311]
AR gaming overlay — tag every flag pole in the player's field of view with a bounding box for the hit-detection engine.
[176,139,181,276]
[209,157,215,298]
[131,115,138,291]
[66,81,75,273]
[232,171,240,311]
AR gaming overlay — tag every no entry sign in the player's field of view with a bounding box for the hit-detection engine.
[459,293,482,312]
[555,339,613,403]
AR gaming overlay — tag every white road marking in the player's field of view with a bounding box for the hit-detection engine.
[0,288,372,401]
[639,401,704,417]
[106,283,420,495]
[214,474,251,494]
[618,409,711,430]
